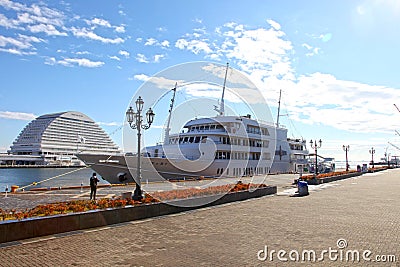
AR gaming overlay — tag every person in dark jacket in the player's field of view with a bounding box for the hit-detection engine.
[90,173,99,200]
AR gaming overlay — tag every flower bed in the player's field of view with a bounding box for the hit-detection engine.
[300,170,359,181]
[301,166,389,181]
[0,182,266,221]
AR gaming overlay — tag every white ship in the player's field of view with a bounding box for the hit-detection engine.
[78,65,309,184]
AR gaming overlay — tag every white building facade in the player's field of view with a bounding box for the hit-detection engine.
[7,111,120,166]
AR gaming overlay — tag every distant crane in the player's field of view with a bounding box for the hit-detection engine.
[394,104,400,113]
[388,141,400,151]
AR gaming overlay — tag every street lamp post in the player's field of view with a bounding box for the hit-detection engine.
[343,145,350,172]
[310,139,322,176]
[369,147,375,169]
[126,96,155,201]
[384,152,391,168]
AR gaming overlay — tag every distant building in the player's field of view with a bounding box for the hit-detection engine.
[5,111,120,166]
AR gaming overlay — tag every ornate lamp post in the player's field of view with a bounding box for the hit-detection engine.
[310,139,322,176]
[369,147,375,169]
[343,145,350,172]
[126,96,155,201]
[384,152,391,168]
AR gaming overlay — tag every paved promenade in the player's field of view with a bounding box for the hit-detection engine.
[0,170,399,266]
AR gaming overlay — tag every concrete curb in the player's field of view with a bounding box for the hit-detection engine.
[0,186,277,244]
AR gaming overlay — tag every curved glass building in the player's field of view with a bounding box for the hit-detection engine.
[8,111,120,166]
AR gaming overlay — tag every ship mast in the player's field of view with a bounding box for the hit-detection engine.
[164,83,177,145]
[276,89,282,127]
[214,63,229,116]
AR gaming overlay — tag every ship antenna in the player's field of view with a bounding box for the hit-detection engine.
[276,89,282,127]
[164,83,177,145]
[214,62,229,116]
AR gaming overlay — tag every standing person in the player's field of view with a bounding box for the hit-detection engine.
[90,172,99,201]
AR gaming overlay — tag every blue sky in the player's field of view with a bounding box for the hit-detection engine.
[1,0,400,164]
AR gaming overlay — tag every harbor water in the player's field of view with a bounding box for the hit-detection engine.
[0,167,110,192]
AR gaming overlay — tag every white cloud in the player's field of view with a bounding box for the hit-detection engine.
[160,40,170,47]
[0,111,36,121]
[143,37,170,48]
[135,53,165,63]
[175,38,212,54]
[75,50,90,55]
[114,25,125,33]
[145,37,157,46]
[154,54,165,63]
[119,50,129,58]
[28,23,67,36]
[135,53,149,63]
[0,47,34,55]
[0,34,44,54]
[70,27,124,44]
[132,74,150,82]
[0,13,19,28]
[0,35,30,49]
[45,56,104,68]
[131,74,183,89]
[85,18,125,34]
[109,55,120,61]
[302,43,320,57]
[267,19,281,30]
[319,33,332,42]
[171,19,400,135]
[272,72,400,134]
[61,58,104,67]
[86,17,111,28]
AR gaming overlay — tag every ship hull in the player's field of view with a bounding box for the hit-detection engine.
[77,153,275,184]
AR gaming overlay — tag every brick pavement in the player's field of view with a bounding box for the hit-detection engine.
[0,170,399,266]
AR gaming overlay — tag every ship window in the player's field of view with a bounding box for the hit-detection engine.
[183,137,189,143]
[200,126,204,131]
[194,136,201,143]
[205,125,210,131]
[189,137,194,143]
[201,136,207,143]
[226,168,229,175]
